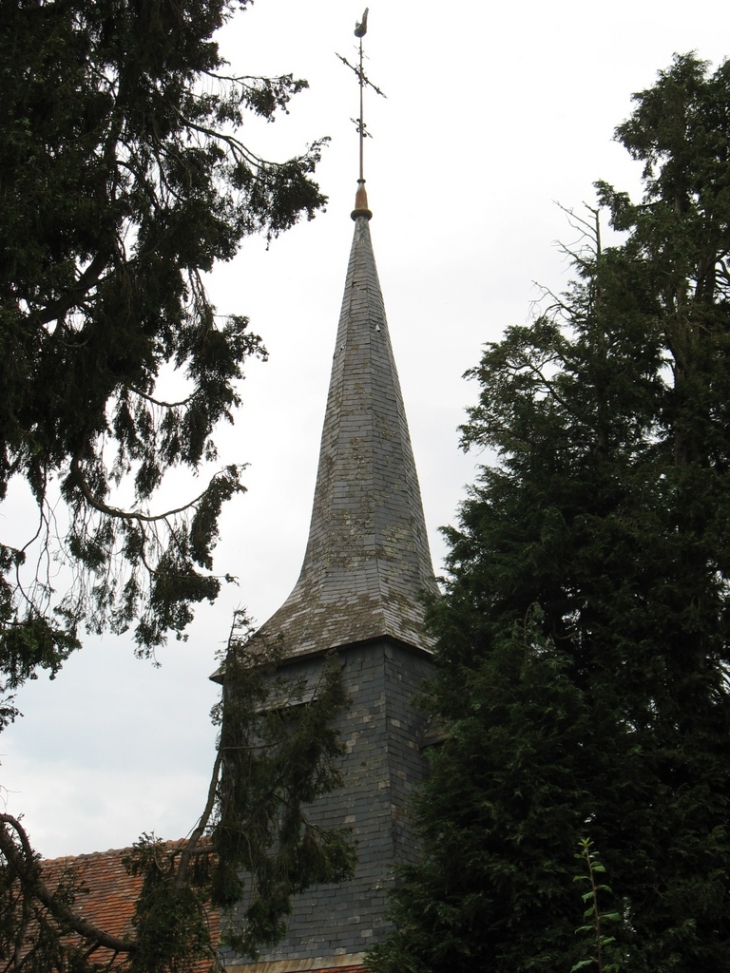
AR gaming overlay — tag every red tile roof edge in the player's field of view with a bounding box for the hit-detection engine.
[40,842,219,973]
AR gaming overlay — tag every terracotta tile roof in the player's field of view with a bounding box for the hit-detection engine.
[41,845,220,972]
[41,850,365,973]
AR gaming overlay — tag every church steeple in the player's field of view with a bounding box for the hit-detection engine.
[256,202,437,659]
[257,9,436,660]
[223,20,439,971]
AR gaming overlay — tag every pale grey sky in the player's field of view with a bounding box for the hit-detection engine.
[3,0,729,857]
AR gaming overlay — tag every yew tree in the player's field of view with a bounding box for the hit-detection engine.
[369,53,730,973]
[0,2,357,970]
[0,0,327,715]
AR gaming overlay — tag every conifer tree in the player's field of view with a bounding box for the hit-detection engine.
[0,0,327,713]
[0,3,355,969]
[368,53,730,973]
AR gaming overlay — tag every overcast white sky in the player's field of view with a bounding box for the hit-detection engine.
[3,0,730,858]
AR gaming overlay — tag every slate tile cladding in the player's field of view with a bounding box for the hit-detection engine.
[255,215,438,660]
[40,845,220,973]
[224,639,434,969]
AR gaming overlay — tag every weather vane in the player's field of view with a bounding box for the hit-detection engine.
[337,7,387,217]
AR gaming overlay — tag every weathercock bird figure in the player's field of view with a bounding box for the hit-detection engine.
[354,8,369,37]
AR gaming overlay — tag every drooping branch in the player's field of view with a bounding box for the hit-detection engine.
[70,456,231,525]
[129,387,196,409]
[175,747,223,891]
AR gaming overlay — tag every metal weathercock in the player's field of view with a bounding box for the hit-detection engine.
[354,7,368,37]
[336,7,386,218]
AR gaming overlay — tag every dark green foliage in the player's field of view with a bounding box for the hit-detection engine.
[0,0,327,718]
[125,838,215,973]
[368,54,730,973]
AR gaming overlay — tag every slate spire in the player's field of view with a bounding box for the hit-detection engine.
[256,195,438,659]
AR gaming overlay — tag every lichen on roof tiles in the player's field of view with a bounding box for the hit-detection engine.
[256,214,437,659]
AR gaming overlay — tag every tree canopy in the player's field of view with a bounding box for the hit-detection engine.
[368,53,730,973]
[0,0,327,722]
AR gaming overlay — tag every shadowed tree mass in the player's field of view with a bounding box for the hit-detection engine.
[369,53,730,973]
[0,0,328,707]
[0,2,356,971]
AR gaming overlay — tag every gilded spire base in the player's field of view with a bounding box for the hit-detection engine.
[351,180,372,221]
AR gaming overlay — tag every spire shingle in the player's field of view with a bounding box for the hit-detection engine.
[256,213,437,659]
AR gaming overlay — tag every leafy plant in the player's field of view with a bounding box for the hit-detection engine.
[572,838,624,973]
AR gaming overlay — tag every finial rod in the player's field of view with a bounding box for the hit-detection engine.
[355,8,368,183]
[337,9,385,220]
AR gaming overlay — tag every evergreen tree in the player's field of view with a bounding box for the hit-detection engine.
[368,53,730,973]
[0,0,327,713]
[0,4,355,969]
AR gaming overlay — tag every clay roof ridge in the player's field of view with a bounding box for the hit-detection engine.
[42,837,196,865]
[43,847,134,865]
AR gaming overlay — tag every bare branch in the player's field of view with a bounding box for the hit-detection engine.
[175,747,223,890]
[70,456,221,524]
[129,387,195,409]
[30,251,110,329]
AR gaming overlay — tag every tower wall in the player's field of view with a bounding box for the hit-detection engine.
[226,640,434,971]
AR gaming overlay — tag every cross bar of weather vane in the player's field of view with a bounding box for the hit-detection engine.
[336,7,387,184]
